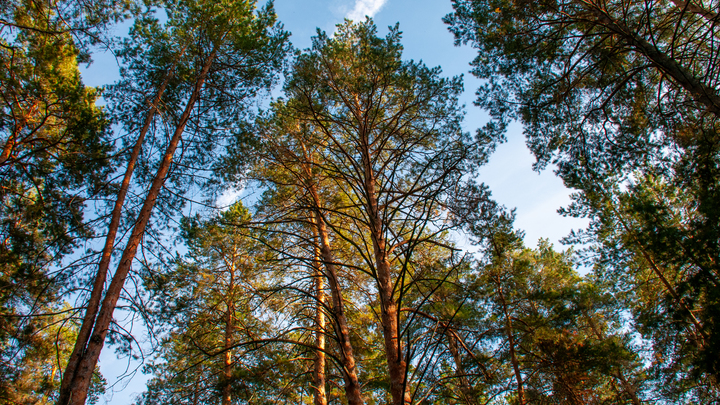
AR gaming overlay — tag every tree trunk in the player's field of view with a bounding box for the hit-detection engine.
[376,252,410,405]
[498,284,525,405]
[222,259,236,405]
[309,196,364,405]
[361,151,411,405]
[58,51,183,405]
[312,245,328,405]
[59,47,217,405]
[0,126,20,166]
[587,6,720,118]
[222,302,234,405]
[584,312,642,405]
[0,98,39,166]
[446,328,479,405]
[192,375,200,405]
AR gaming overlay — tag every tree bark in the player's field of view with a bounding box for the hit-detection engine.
[360,147,411,405]
[59,46,217,405]
[587,6,720,118]
[498,283,525,405]
[192,373,200,405]
[58,51,183,405]
[446,328,479,405]
[222,258,236,405]
[0,126,20,166]
[0,98,39,166]
[308,194,364,405]
[312,245,328,405]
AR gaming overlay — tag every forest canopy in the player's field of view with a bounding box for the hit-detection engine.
[0,0,718,404]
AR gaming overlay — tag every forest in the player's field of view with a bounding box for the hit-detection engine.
[1,0,719,404]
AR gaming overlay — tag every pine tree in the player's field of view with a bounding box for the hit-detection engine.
[446,0,720,395]
[58,1,289,402]
[137,203,293,404]
[0,1,115,396]
[282,19,475,405]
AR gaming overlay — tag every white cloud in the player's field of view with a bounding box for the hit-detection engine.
[346,0,388,21]
[216,186,244,210]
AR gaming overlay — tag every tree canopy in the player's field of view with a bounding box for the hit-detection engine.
[1,1,719,404]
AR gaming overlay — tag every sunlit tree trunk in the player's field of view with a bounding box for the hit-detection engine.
[281,21,468,404]
[58,51,183,405]
[360,146,411,405]
[498,283,525,405]
[0,126,20,166]
[192,374,200,405]
[312,245,328,405]
[0,96,40,166]
[222,258,236,405]
[308,189,364,405]
[60,46,217,405]
[446,328,479,405]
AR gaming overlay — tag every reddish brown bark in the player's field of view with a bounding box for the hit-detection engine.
[497,283,525,405]
[61,47,217,405]
[309,201,364,405]
[312,245,328,405]
[376,255,410,405]
[191,380,200,405]
[58,52,183,405]
[222,258,236,405]
[0,127,19,166]
[360,148,411,405]
[222,257,235,405]
[0,98,39,166]
[222,307,234,405]
[446,329,479,405]
[262,122,362,404]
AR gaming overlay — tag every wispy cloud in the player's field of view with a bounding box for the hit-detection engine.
[346,0,388,21]
[216,186,244,210]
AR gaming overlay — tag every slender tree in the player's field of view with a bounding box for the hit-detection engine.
[311,243,328,405]
[253,112,366,405]
[58,1,288,403]
[140,203,270,404]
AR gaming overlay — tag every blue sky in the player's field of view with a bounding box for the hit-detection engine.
[84,0,588,402]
